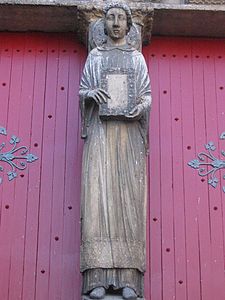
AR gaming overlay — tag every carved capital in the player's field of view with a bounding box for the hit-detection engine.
[76,3,103,46]
[76,2,154,47]
[129,2,154,45]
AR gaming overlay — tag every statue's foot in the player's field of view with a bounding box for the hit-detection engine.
[122,287,137,300]
[89,287,106,299]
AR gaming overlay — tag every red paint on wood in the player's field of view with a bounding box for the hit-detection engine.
[145,48,163,300]
[0,34,14,300]
[9,34,37,300]
[0,33,85,300]
[0,33,225,300]
[202,40,225,299]
[169,41,187,300]
[145,38,225,300]
[22,34,48,300]
[192,40,212,300]
[180,39,202,300]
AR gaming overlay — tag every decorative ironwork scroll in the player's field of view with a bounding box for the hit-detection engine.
[188,135,225,193]
[0,126,38,184]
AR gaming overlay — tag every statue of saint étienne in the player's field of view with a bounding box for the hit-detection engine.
[79,2,152,299]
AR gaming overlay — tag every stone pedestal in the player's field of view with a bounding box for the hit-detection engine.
[82,296,144,300]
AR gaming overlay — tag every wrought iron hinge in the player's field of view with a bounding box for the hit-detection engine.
[188,132,225,193]
[0,126,38,184]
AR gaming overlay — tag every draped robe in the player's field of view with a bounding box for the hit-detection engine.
[79,45,151,296]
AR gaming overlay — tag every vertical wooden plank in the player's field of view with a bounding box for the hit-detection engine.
[35,34,59,300]
[169,40,188,300]
[48,35,70,300]
[61,39,85,300]
[158,40,175,300]
[144,42,163,300]
[0,34,12,214]
[214,41,225,283]
[143,49,152,300]
[145,170,151,300]
[0,33,13,300]
[22,33,48,300]
[8,33,36,300]
[180,38,201,300]
[0,34,5,228]
[0,34,11,128]
[0,34,25,300]
[192,39,213,300]
[202,39,225,299]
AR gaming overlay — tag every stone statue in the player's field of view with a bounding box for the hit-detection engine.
[79,2,151,299]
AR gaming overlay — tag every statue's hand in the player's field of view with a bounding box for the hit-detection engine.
[87,89,110,105]
[126,104,143,119]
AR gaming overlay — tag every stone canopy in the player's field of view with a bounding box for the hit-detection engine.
[0,0,224,45]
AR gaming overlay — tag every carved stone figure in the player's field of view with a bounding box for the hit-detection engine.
[79,2,151,299]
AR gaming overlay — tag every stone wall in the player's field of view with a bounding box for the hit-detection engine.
[0,0,224,41]
[187,0,225,4]
[151,0,225,3]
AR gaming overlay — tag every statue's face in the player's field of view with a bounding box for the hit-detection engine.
[105,8,128,41]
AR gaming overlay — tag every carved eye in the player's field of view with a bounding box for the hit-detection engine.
[107,15,114,21]
[118,15,126,21]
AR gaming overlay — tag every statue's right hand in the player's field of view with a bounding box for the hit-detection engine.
[87,89,110,105]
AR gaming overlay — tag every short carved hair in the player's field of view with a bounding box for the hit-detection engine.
[103,2,133,32]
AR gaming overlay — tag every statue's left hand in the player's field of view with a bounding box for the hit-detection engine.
[126,104,143,119]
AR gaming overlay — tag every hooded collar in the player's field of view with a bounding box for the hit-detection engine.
[97,43,136,52]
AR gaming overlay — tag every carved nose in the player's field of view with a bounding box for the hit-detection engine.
[114,17,119,26]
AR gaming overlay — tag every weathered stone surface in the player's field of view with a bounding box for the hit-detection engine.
[0,5,78,32]
[76,2,154,46]
[152,0,185,3]
[0,0,223,40]
[100,74,129,112]
[79,3,151,297]
[89,19,142,51]
[152,3,225,38]
[188,0,225,3]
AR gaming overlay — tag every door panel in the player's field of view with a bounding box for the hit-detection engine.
[145,38,225,300]
[0,33,225,300]
[0,33,85,300]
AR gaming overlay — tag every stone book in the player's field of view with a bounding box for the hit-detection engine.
[99,69,136,120]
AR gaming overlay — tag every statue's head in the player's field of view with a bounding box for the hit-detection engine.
[103,2,132,41]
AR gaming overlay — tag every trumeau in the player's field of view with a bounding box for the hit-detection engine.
[79,2,151,298]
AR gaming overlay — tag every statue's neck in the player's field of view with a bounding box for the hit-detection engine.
[106,36,127,47]
[98,43,134,52]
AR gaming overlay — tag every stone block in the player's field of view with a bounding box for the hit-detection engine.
[188,0,225,3]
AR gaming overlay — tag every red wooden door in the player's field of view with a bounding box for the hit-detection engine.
[0,33,85,300]
[0,33,225,300]
[145,38,225,300]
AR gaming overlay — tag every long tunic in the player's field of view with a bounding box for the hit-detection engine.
[79,45,151,293]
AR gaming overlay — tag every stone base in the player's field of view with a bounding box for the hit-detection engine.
[82,295,144,300]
